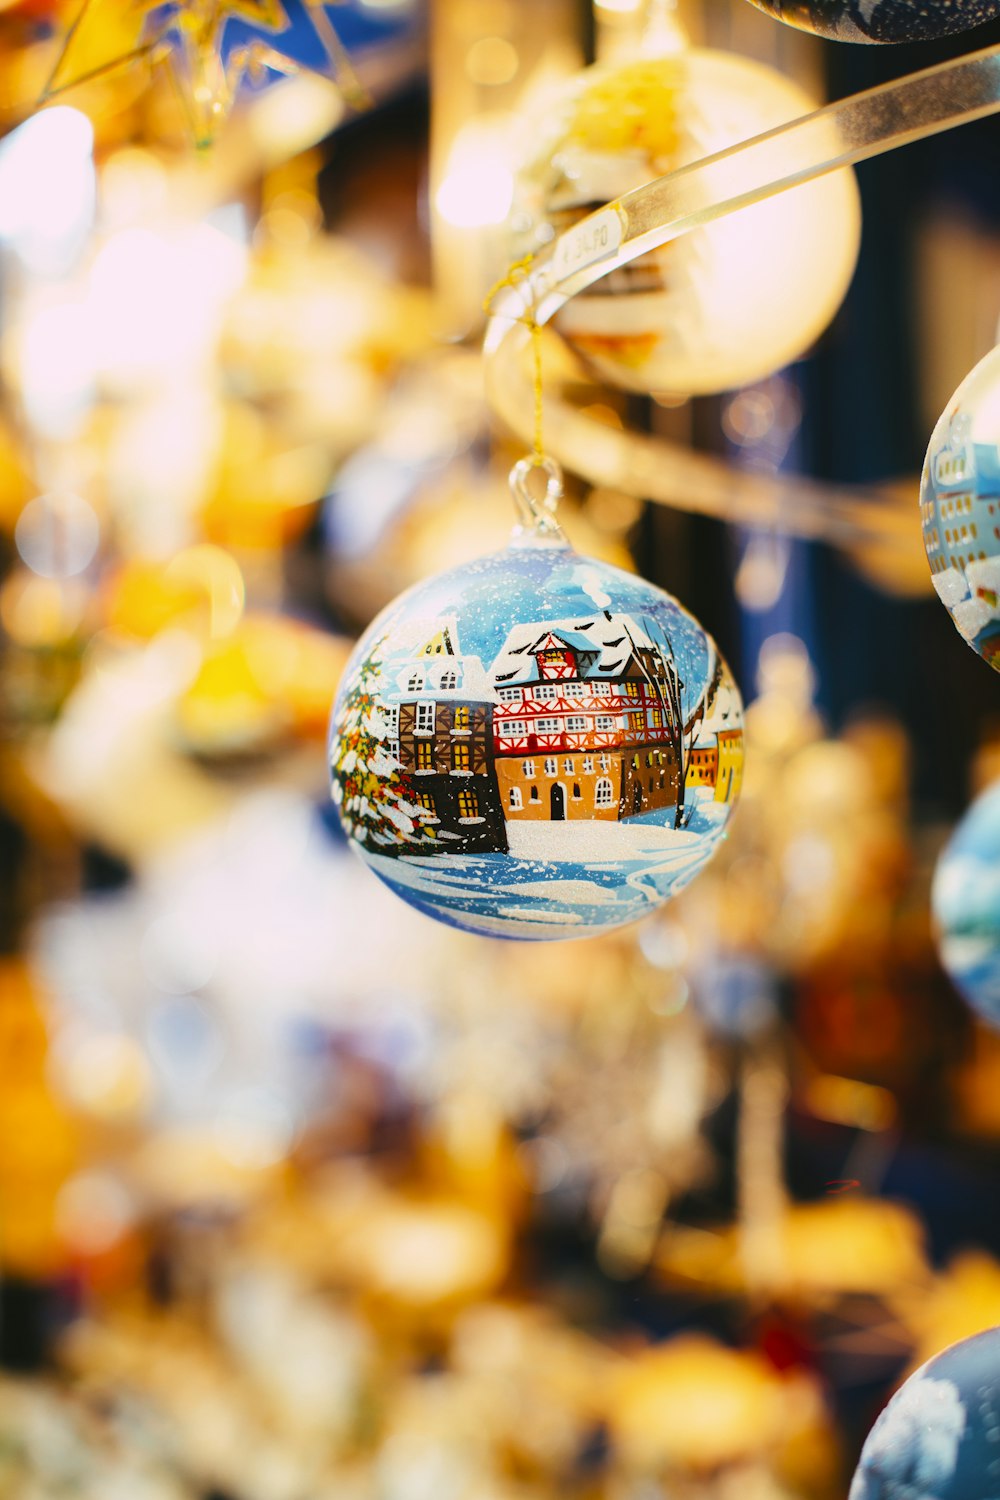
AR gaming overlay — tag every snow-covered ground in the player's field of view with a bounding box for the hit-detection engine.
[505,818,700,862]
[366,802,729,941]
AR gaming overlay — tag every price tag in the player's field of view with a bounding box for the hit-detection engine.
[551,208,622,282]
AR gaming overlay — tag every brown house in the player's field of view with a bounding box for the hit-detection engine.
[383,625,507,852]
[620,742,680,819]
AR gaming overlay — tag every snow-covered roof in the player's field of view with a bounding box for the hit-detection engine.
[966,555,1000,597]
[492,613,657,685]
[383,654,496,704]
[698,682,741,738]
[374,616,496,703]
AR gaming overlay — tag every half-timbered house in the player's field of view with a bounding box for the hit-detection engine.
[489,611,681,823]
[382,621,507,851]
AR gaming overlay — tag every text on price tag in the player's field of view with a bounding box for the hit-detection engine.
[551,208,623,282]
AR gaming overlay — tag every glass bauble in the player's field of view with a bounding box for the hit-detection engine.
[514,52,860,398]
[932,781,1000,1027]
[850,1328,1000,1500]
[745,0,1000,42]
[921,344,1000,670]
[327,540,744,940]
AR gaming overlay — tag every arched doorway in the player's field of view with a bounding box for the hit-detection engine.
[550,783,566,820]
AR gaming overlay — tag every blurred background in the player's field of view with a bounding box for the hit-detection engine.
[2,1,1000,1496]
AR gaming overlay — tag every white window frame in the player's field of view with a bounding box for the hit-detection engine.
[407,672,425,692]
[505,720,528,737]
[415,701,435,735]
[566,716,587,733]
[582,756,593,773]
[509,786,523,810]
[439,669,458,691]
[522,759,536,777]
[596,715,615,731]
[544,757,557,776]
[535,717,560,734]
[595,777,614,807]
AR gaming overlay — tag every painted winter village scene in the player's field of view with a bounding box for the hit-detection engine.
[921,348,1000,669]
[329,546,744,939]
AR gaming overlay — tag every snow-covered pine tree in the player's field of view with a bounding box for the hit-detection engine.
[330,638,435,855]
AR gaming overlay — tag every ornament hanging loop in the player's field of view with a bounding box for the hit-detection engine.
[509,455,566,546]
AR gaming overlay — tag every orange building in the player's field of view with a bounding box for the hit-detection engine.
[491,613,681,824]
[685,741,719,790]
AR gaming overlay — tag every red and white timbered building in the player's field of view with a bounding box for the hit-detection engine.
[489,613,682,823]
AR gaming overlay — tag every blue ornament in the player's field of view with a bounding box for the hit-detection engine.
[922,345,1000,671]
[745,0,1000,42]
[932,782,1000,1027]
[327,535,744,941]
[850,1327,1000,1500]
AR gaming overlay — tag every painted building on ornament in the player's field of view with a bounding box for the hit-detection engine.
[684,682,744,805]
[685,740,718,790]
[923,408,1000,577]
[489,611,681,824]
[716,728,743,802]
[381,622,507,852]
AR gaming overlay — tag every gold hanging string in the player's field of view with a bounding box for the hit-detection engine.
[484,254,545,468]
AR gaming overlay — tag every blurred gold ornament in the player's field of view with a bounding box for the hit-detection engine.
[303,1168,510,1312]
[0,417,33,533]
[104,546,246,643]
[910,1252,1000,1367]
[607,1336,818,1473]
[952,1025,1000,1138]
[35,632,235,860]
[0,958,52,1070]
[174,612,349,755]
[130,1124,284,1208]
[43,0,368,146]
[451,1302,614,1471]
[50,1029,153,1125]
[656,1196,928,1300]
[341,1196,507,1310]
[221,237,434,456]
[1,571,90,650]
[0,960,81,1277]
[200,403,329,549]
[515,51,860,398]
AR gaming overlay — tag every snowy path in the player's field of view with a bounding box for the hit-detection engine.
[364,805,723,941]
[506,819,700,862]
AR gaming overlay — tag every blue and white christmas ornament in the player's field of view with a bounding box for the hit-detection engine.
[932,780,1000,1028]
[327,460,744,941]
[850,1327,1000,1500]
[922,344,1000,672]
